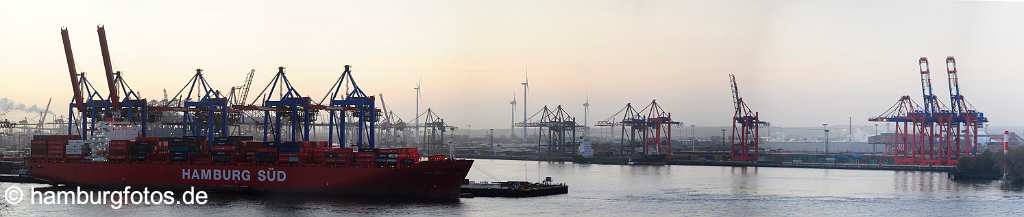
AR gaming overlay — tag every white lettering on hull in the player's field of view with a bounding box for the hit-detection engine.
[180,169,285,182]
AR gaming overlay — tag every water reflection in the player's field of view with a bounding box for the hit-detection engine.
[728,167,758,196]
[7,159,1024,217]
[892,171,956,194]
[729,166,758,176]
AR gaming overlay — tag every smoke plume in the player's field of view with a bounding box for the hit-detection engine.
[0,97,50,114]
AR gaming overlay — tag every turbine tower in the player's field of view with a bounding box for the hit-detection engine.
[510,92,517,139]
[521,69,529,144]
[583,97,590,138]
[414,79,421,143]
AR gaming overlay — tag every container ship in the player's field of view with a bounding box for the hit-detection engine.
[28,26,472,201]
[30,135,473,201]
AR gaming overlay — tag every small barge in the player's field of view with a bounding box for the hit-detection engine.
[460,177,568,198]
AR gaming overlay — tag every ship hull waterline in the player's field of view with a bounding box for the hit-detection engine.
[30,159,474,201]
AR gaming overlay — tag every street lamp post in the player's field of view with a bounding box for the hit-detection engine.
[690,124,696,152]
[490,129,495,156]
[873,123,879,154]
[721,129,727,150]
[823,123,830,154]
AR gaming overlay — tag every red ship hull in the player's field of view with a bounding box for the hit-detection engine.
[30,159,473,201]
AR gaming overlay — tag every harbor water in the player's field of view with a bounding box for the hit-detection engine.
[2,159,1023,217]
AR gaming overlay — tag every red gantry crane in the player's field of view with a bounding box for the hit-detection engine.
[870,57,988,166]
[639,100,677,159]
[869,96,919,161]
[944,57,988,157]
[596,100,678,160]
[730,74,768,161]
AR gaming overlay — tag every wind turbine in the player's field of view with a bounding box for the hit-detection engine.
[583,97,589,138]
[510,91,516,139]
[414,79,421,143]
[520,67,528,144]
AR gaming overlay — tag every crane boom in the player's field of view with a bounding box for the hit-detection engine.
[37,98,52,130]
[61,28,84,111]
[730,74,742,116]
[918,57,937,115]
[97,25,120,108]
[240,69,255,104]
[945,56,962,115]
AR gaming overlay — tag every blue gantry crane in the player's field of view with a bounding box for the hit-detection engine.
[321,65,377,150]
[170,69,229,144]
[110,71,148,136]
[943,56,988,156]
[62,27,143,139]
[252,67,314,144]
[870,57,988,166]
[65,72,110,139]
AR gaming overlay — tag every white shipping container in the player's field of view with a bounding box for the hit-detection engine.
[65,146,82,152]
[66,140,85,155]
[108,124,141,141]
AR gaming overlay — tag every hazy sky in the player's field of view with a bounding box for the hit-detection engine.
[2,0,1024,129]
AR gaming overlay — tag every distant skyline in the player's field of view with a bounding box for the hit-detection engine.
[4,0,1024,129]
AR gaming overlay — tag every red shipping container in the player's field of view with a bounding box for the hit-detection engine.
[315,141,328,149]
[191,152,212,163]
[47,142,66,160]
[325,147,353,165]
[108,140,130,161]
[47,146,64,153]
[354,151,376,167]
[354,151,375,159]
[137,137,161,143]
[257,147,276,153]
[278,152,300,163]
[211,145,236,152]
[243,141,268,152]
[34,135,80,142]
[108,155,128,160]
[301,141,314,150]
[154,141,170,161]
[109,140,130,151]
[31,140,47,158]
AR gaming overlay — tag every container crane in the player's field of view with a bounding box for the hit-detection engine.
[516,105,583,158]
[97,25,119,110]
[61,28,87,138]
[252,67,313,145]
[870,57,987,166]
[730,74,768,161]
[416,108,455,156]
[169,69,229,144]
[917,57,955,165]
[377,93,408,147]
[62,27,123,139]
[944,56,987,157]
[595,103,645,157]
[320,65,376,149]
[33,98,52,134]
[639,100,678,159]
[111,71,149,136]
[228,69,255,106]
[869,96,919,159]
